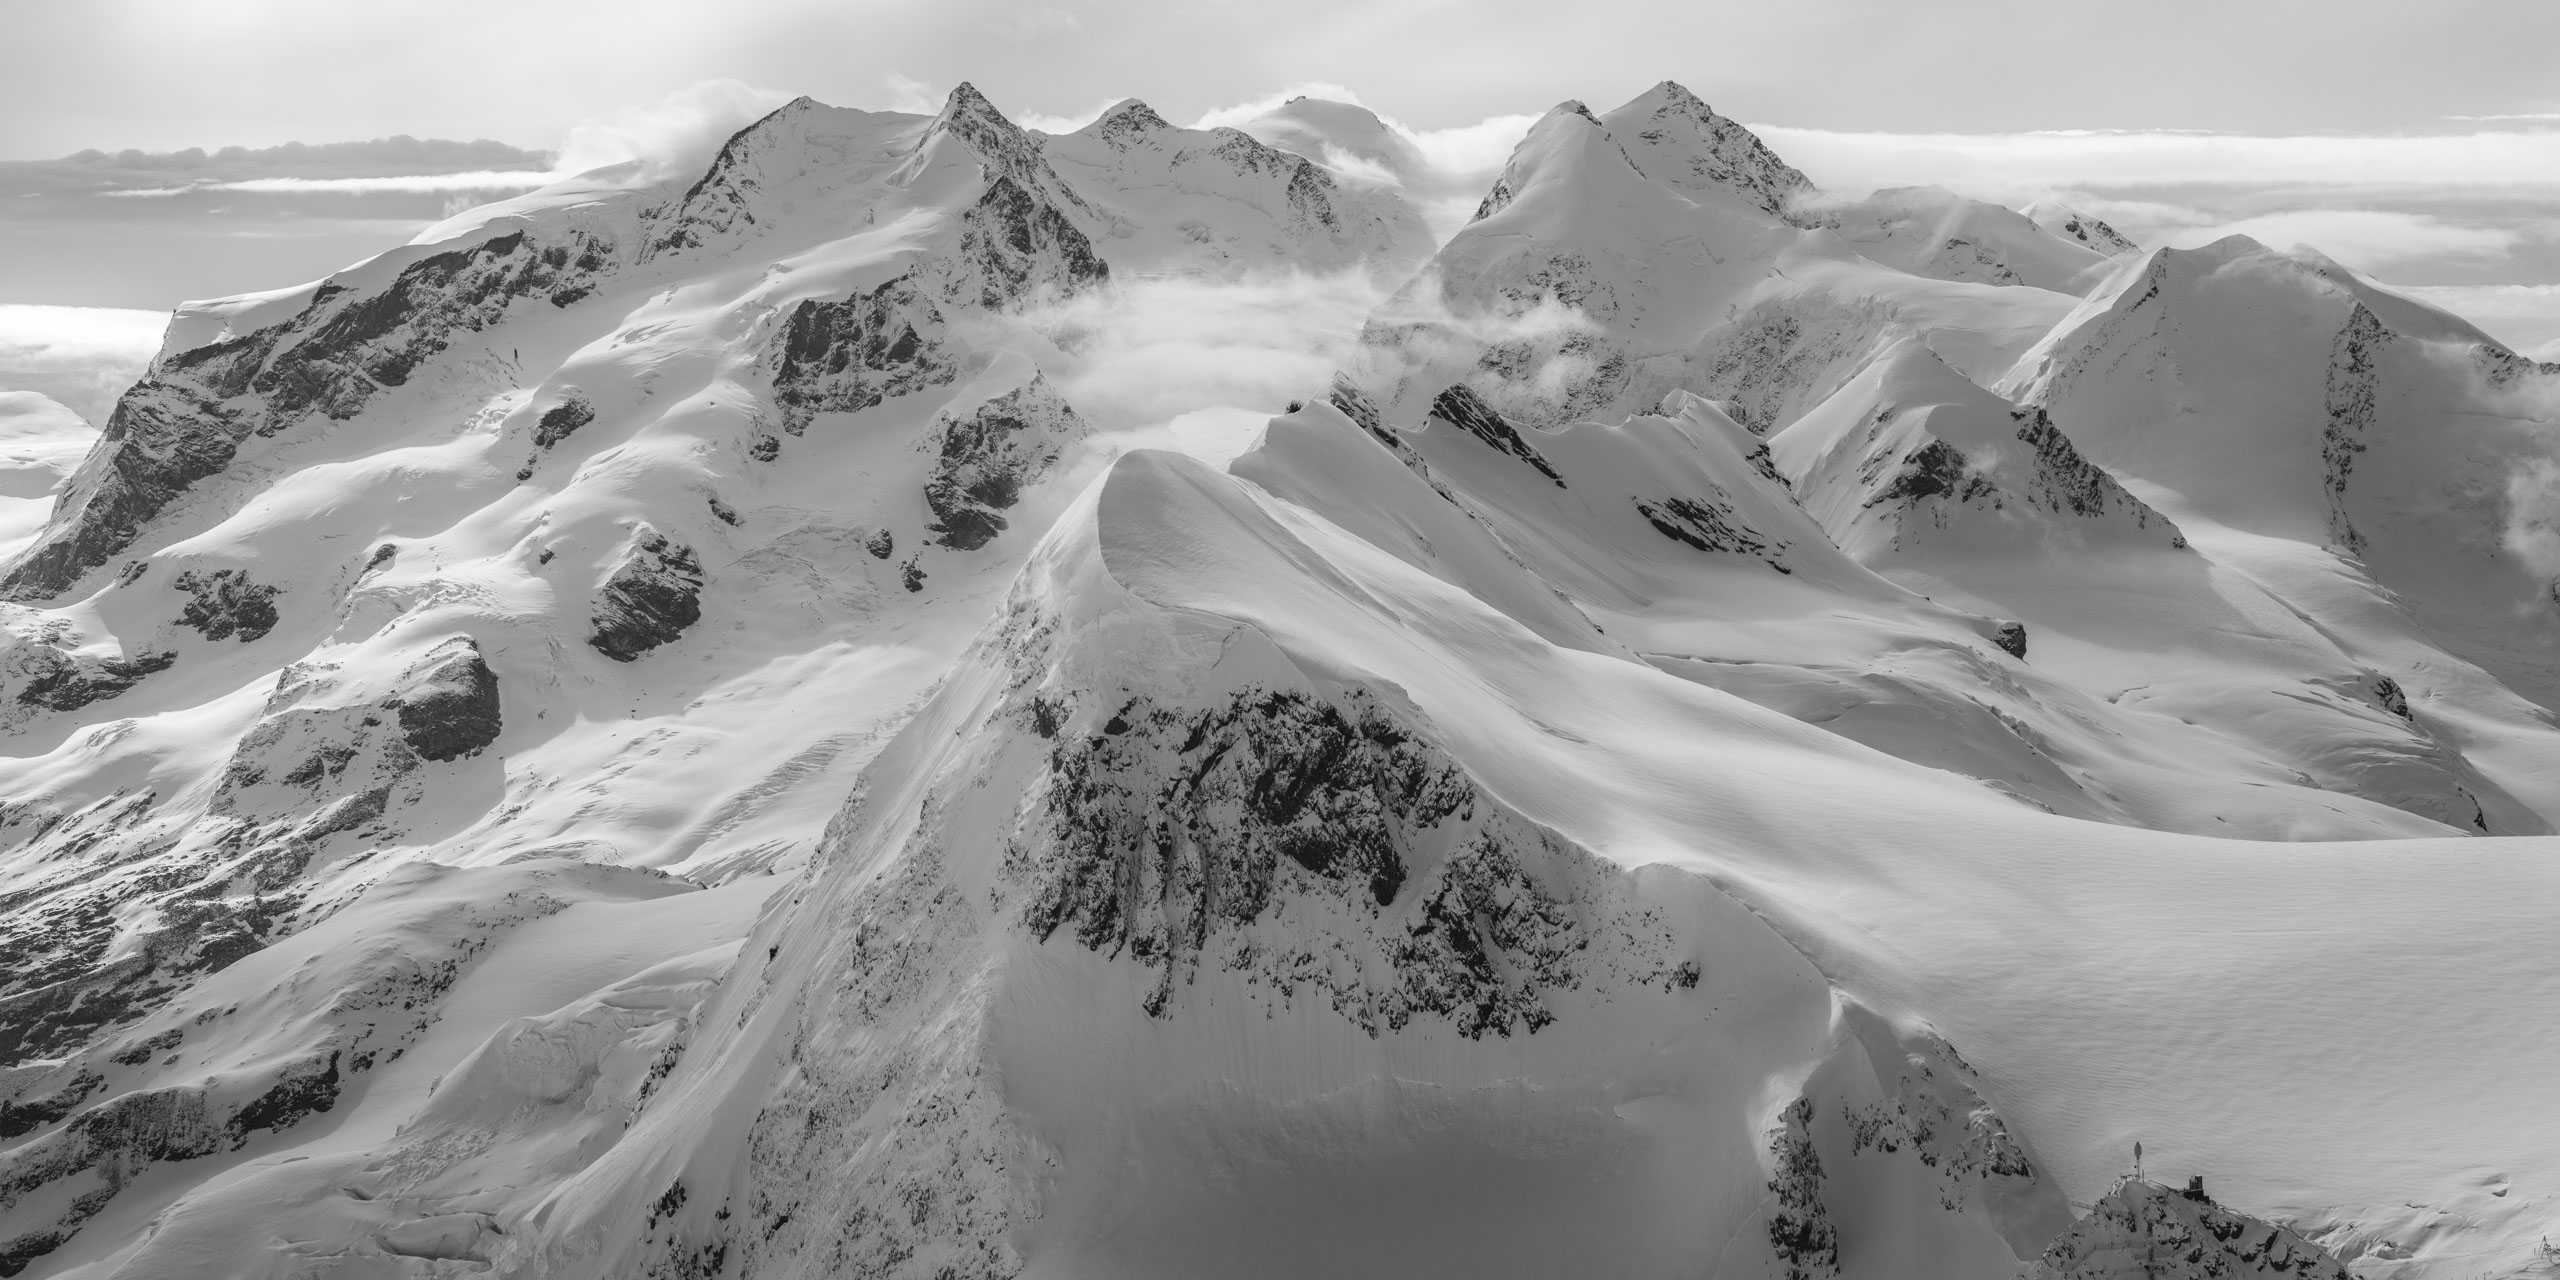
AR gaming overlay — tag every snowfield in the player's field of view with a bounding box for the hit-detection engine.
[0,79,2556,1280]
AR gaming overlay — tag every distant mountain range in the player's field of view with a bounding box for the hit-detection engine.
[0,80,2555,1280]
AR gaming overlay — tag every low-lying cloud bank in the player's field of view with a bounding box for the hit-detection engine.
[0,305,168,425]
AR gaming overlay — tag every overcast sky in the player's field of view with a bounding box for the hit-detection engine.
[6,0,2560,388]
[5,0,2559,153]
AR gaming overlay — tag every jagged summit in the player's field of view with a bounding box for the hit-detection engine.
[4,72,2560,1280]
[2032,1178,2354,1279]
[2022,198,2139,256]
[1236,95,1436,190]
[1076,97,1173,146]
[1599,79,1813,218]
[1772,339,2185,559]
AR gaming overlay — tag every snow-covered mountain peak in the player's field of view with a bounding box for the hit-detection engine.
[903,81,1090,215]
[2021,198,2139,256]
[1598,78,1814,218]
[1236,94,1434,189]
[1074,96,1174,149]
[1774,338,2186,559]
[1042,95,1434,277]
[8,72,2560,1280]
[2032,1179,2355,1279]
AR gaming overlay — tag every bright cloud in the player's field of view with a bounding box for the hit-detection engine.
[0,304,169,425]
[551,79,797,180]
[104,170,558,197]
[2172,210,2524,269]
[1753,125,2560,198]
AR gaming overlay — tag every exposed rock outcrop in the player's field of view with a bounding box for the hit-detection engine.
[3,225,618,600]
[2032,1178,2355,1279]
[171,567,280,642]
[922,374,1087,550]
[1427,384,1565,486]
[766,274,961,436]
[390,636,501,761]
[1018,685,1687,1031]
[588,526,704,662]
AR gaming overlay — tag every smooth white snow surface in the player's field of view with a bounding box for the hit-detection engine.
[0,79,2556,1280]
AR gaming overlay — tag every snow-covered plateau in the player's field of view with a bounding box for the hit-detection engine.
[1,80,2557,1279]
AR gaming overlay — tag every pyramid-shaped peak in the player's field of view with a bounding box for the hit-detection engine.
[1597,82,1811,218]
[1082,97,1173,143]
[1100,98,1169,129]
[1633,80,1711,112]
[917,81,1039,157]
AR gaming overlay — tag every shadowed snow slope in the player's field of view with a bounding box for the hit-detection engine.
[2,76,2558,1280]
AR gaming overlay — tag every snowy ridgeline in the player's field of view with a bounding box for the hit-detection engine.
[0,77,2555,1280]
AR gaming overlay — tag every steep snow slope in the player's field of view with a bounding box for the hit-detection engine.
[1351,81,2105,435]
[2022,199,2141,257]
[1806,186,2114,293]
[1041,100,1434,279]
[1772,340,2180,560]
[0,78,1438,1276]
[300,435,2549,1280]
[2005,237,2560,828]
[4,73,2559,1280]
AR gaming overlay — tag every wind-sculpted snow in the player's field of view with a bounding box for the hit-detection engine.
[1603,80,1813,219]
[1351,81,2092,436]
[1774,343,2184,558]
[3,225,621,601]
[0,859,681,1275]
[1044,100,1433,278]
[3,70,2560,1280]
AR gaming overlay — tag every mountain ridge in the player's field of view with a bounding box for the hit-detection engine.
[0,77,2554,1280]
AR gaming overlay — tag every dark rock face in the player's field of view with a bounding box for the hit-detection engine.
[1081,97,1173,149]
[1869,438,1994,509]
[2032,1179,2355,1279]
[644,96,822,258]
[1621,81,1816,220]
[14,646,174,713]
[935,175,1111,311]
[171,568,281,642]
[766,274,960,436]
[3,226,617,601]
[1993,621,2029,660]
[391,637,502,761]
[0,878,571,1276]
[923,375,1085,550]
[1327,374,1395,446]
[2009,407,2172,530]
[2050,210,2138,256]
[588,527,704,662]
[2476,341,2560,388]
[1017,686,1685,1032]
[2320,303,2390,554]
[2372,674,2412,719]
[1634,494,1789,570]
[1766,1096,1841,1280]
[531,394,595,448]
[1428,384,1565,486]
